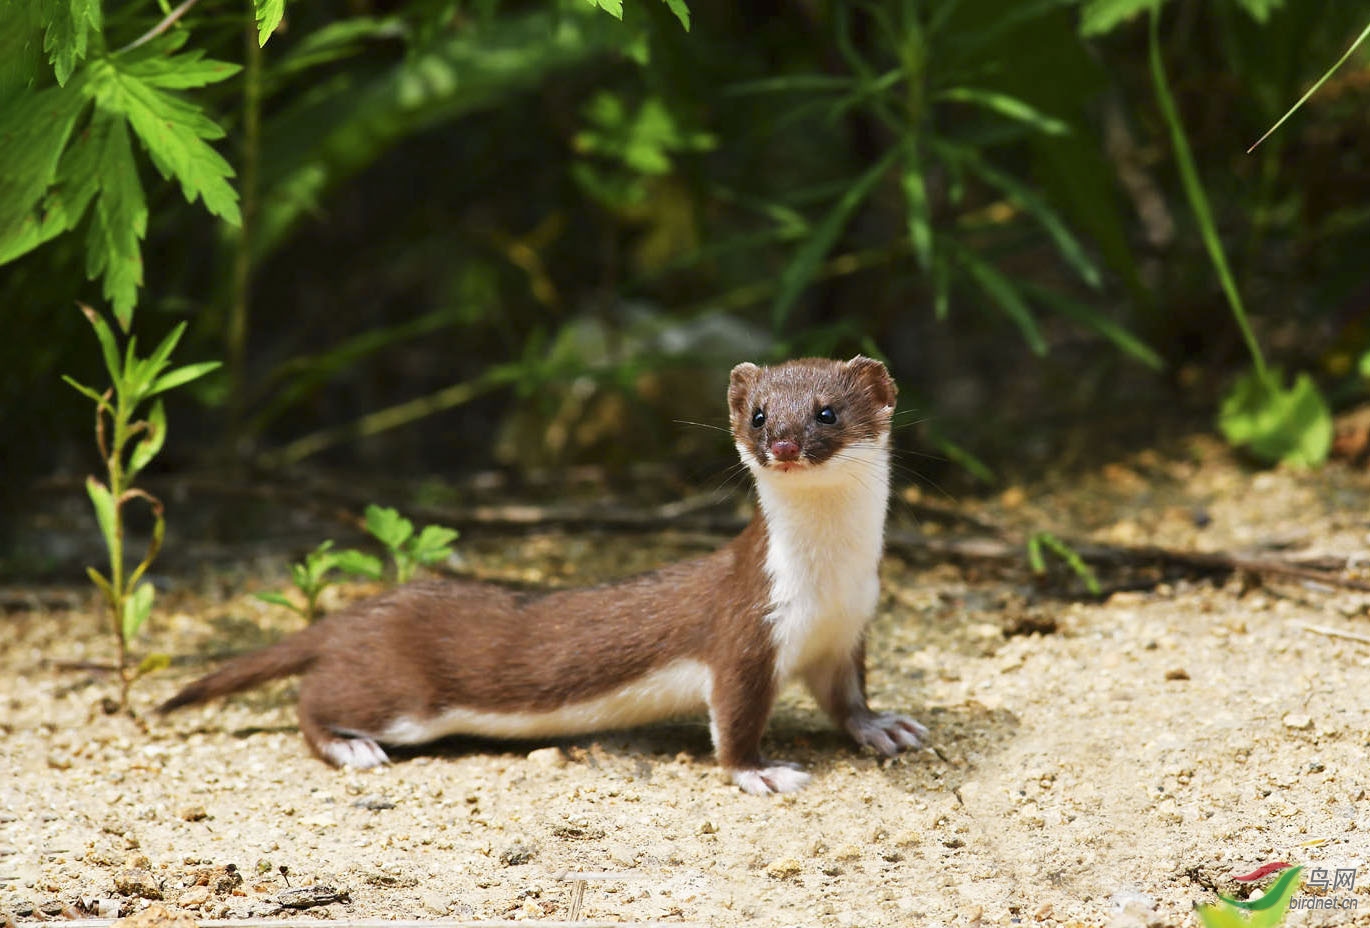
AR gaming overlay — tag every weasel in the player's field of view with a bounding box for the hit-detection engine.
[159,356,927,794]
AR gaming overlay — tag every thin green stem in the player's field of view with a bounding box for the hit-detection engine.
[1148,6,1270,388]
[227,16,263,450]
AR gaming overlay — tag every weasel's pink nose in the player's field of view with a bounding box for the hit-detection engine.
[769,439,801,462]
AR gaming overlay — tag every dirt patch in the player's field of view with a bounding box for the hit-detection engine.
[3,444,1369,926]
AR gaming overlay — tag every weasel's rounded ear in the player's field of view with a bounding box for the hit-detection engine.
[728,362,761,417]
[846,355,897,408]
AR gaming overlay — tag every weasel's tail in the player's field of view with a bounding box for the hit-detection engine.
[158,626,323,713]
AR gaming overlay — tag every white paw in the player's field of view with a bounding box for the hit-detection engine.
[732,763,812,795]
[320,736,390,768]
[848,712,928,757]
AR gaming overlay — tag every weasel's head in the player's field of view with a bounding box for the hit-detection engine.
[728,355,897,485]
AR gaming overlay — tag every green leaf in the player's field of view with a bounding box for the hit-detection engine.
[43,0,102,86]
[255,0,287,47]
[1231,0,1285,23]
[333,549,384,580]
[1079,0,1157,37]
[956,246,1047,355]
[661,0,690,31]
[901,153,933,270]
[410,525,459,565]
[90,58,241,226]
[1194,902,1246,928]
[122,45,243,91]
[947,145,1101,288]
[772,145,899,328]
[585,0,624,19]
[365,505,414,550]
[61,374,105,403]
[121,581,155,642]
[148,360,221,397]
[1219,370,1332,468]
[134,652,172,678]
[1021,283,1164,370]
[1359,350,1370,380]
[0,80,91,257]
[82,116,148,326]
[85,476,118,555]
[254,591,299,610]
[86,565,115,604]
[934,87,1070,136]
[128,399,166,476]
[146,321,187,374]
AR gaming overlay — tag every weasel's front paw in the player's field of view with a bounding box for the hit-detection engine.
[318,735,390,768]
[847,712,928,757]
[732,762,811,795]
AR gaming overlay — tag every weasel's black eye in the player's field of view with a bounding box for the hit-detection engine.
[816,406,837,425]
[751,409,766,428]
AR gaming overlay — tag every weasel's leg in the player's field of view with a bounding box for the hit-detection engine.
[298,689,390,768]
[804,640,927,756]
[708,660,810,795]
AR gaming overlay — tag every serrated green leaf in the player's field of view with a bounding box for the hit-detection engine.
[255,0,286,46]
[122,581,155,642]
[773,145,899,328]
[81,116,148,327]
[934,87,1070,135]
[661,0,690,30]
[90,59,241,226]
[85,475,118,552]
[43,0,102,86]
[148,360,221,397]
[957,247,1047,355]
[365,505,413,549]
[585,0,624,20]
[122,47,242,90]
[1079,0,1157,37]
[128,399,166,475]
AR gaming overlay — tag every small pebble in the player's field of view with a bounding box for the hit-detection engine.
[1283,713,1314,731]
[178,886,210,908]
[178,806,207,822]
[526,747,567,769]
[114,868,162,900]
[765,858,802,879]
[499,844,535,867]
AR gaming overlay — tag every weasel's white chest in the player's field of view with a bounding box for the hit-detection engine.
[752,445,889,681]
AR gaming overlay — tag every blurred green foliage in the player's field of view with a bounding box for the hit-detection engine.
[2,0,1370,507]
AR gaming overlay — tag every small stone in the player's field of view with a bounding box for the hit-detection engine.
[697,821,718,835]
[520,898,543,917]
[97,898,123,919]
[419,891,449,915]
[275,885,348,910]
[499,844,534,867]
[765,858,802,880]
[1164,668,1190,681]
[606,844,639,867]
[38,900,66,917]
[178,806,207,822]
[178,886,211,908]
[352,795,396,811]
[526,747,567,768]
[833,844,862,861]
[1283,713,1314,731]
[114,868,163,900]
[112,903,197,928]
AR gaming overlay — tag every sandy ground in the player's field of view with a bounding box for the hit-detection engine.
[3,440,1370,927]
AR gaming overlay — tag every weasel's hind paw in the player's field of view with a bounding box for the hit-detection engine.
[732,762,811,795]
[848,712,928,757]
[318,735,390,768]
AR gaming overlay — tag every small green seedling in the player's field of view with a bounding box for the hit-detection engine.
[63,305,220,710]
[255,541,382,622]
[1026,531,1101,596]
[1196,865,1302,928]
[364,504,459,583]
